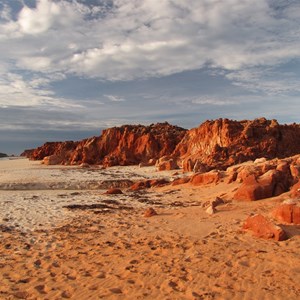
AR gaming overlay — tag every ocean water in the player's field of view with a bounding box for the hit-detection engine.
[0,156,23,161]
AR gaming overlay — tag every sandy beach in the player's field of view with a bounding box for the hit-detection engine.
[0,159,300,299]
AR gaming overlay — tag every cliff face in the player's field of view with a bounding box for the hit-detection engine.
[21,118,300,169]
[174,118,300,171]
[22,141,79,163]
[21,123,187,166]
[100,123,186,167]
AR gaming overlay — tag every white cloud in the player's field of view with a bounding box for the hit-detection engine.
[0,0,299,113]
[226,66,300,96]
[0,71,83,109]
[18,56,52,71]
[104,94,125,102]
[18,0,60,34]
[191,97,236,106]
[0,0,298,80]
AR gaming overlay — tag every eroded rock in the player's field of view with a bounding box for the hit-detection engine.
[272,199,300,224]
[172,118,300,172]
[243,214,287,241]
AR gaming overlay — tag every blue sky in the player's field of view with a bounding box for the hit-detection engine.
[0,0,300,154]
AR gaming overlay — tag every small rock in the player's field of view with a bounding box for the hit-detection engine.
[171,177,190,186]
[105,188,123,195]
[43,155,61,165]
[211,197,225,209]
[148,158,157,165]
[80,163,90,168]
[206,206,216,215]
[144,207,158,217]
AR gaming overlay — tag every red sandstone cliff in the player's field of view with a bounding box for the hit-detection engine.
[22,141,78,163]
[173,118,300,171]
[21,122,187,166]
[21,118,300,169]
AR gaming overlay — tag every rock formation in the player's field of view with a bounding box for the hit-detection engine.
[99,123,186,167]
[22,141,78,164]
[173,118,300,172]
[21,123,186,166]
[232,156,299,201]
[21,118,300,172]
[181,154,300,201]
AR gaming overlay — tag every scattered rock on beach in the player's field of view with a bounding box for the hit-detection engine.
[243,214,287,241]
[272,199,300,224]
[42,155,61,165]
[211,196,225,208]
[130,179,169,191]
[205,197,225,215]
[130,180,150,191]
[190,170,220,186]
[144,207,158,217]
[206,206,216,215]
[156,157,178,171]
[105,188,123,195]
[171,177,190,186]
[149,178,169,187]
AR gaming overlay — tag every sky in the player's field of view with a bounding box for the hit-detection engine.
[0,0,300,154]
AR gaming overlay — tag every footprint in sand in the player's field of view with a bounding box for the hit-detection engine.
[111,287,124,294]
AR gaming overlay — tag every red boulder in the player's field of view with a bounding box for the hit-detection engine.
[272,200,300,224]
[105,188,123,195]
[190,170,220,186]
[243,214,287,241]
[144,207,158,217]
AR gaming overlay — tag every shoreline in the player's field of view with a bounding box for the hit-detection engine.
[0,159,184,232]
